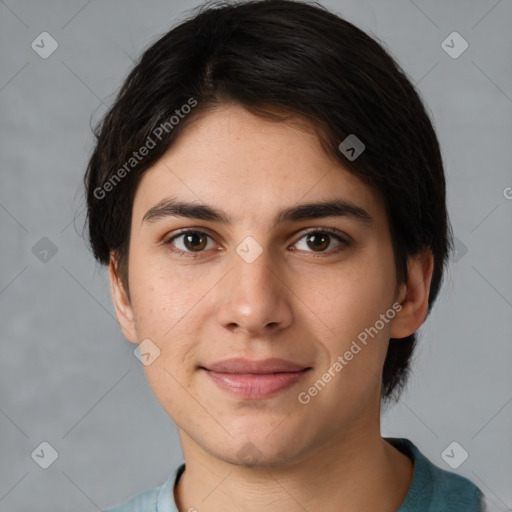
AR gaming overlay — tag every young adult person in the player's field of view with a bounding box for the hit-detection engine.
[84,1,485,510]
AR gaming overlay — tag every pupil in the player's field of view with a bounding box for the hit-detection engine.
[185,233,206,251]
[308,233,329,251]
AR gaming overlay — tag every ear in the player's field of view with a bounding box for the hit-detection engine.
[108,252,138,344]
[390,249,434,339]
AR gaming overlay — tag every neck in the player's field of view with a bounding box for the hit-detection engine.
[174,425,413,512]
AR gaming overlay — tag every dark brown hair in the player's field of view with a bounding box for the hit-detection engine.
[84,0,452,402]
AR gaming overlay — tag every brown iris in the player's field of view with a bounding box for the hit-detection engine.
[306,232,330,251]
[183,232,208,251]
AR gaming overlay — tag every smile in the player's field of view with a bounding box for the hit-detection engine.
[200,367,311,399]
[199,357,312,399]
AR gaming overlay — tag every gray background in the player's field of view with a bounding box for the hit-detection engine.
[1,0,511,511]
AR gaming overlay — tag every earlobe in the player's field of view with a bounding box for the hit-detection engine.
[108,253,138,344]
[390,249,434,340]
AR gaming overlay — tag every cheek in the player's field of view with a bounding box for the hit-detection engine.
[304,253,396,379]
[127,253,210,377]
[130,262,203,418]
[310,258,395,332]
[141,358,196,430]
[128,254,203,339]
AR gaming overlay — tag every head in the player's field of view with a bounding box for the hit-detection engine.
[85,0,451,466]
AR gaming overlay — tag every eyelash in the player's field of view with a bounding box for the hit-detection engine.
[163,227,350,259]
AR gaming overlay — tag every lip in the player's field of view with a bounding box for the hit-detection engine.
[202,357,310,374]
[200,358,312,399]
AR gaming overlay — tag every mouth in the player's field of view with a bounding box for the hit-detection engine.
[199,358,312,399]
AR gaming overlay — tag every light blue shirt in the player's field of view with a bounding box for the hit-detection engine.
[103,438,484,511]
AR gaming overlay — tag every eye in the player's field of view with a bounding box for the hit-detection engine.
[165,230,216,255]
[164,227,349,258]
[292,228,349,254]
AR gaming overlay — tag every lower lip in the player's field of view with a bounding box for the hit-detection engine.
[202,369,310,399]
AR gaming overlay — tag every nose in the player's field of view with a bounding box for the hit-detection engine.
[215,244,293,336]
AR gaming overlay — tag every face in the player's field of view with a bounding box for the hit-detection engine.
[111,104,425,468]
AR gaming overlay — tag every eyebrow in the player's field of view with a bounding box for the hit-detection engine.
[142,196,373,226]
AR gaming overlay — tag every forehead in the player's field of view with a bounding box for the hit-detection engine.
[132,104,386,227]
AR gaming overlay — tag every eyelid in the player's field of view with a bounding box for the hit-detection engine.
[163,228,218,255]
[163,227,350,257]
[164,227,214,242]
[294,226,350,242]
[290,226,350,254]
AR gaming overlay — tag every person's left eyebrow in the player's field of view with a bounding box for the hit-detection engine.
[141,196,373,226]
[276,199,373,226]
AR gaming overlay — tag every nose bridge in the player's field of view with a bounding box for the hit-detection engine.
[216,240,292,333]
[236,244,275,293]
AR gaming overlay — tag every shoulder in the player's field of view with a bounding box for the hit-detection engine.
[427,461,483,510]
[388,438,484,512]
[102,463,185,512]
[102,485,160,512]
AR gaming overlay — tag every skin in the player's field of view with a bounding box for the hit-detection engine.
[110,103,434,512]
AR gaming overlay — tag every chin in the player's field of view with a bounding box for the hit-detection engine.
[202,430,309,470]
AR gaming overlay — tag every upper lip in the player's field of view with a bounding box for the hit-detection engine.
[202,358,311,374]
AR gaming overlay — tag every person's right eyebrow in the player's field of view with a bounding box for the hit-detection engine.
[142,198,232,225]
[141,197,373,227]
